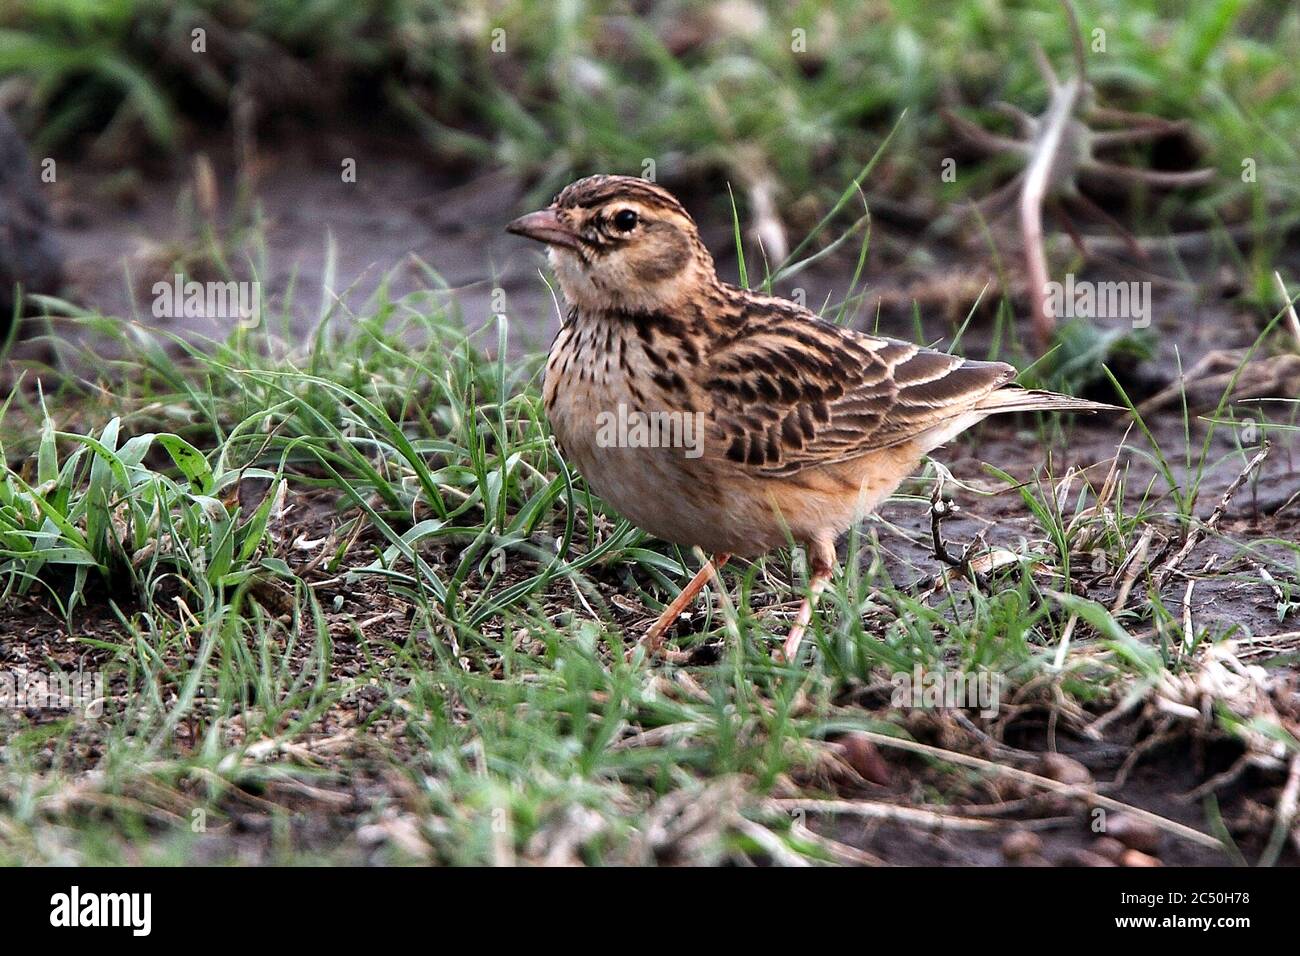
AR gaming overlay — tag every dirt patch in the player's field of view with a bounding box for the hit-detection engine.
[811,728,1283,866]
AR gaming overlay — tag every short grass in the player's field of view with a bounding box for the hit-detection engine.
[1,253,1296,863]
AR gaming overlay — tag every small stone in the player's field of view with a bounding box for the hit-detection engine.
[1040,753,1093,786]
[837,732,891,785]
[1120,848,1163,867]
[1001,830,1043,861]
[1107,812,1161,854]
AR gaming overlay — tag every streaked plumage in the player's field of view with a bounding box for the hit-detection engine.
[508,175,1114,659]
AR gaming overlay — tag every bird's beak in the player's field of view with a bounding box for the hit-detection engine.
[506,208,582,252]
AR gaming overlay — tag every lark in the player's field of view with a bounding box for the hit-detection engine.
[508,175,1114,662]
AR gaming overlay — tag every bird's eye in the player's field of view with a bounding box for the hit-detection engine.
[612,209,639,232]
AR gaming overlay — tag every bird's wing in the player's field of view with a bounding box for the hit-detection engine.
[702,309,1016,477]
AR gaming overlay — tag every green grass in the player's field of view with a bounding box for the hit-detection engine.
[0,385,286,619]
[1,253,1295,863]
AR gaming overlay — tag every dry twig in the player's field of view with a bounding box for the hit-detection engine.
[1152,441,1271,592]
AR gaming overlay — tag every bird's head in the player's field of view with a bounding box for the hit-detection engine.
[507,175,718,314]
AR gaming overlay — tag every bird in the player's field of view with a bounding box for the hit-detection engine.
[507,174,1115,662]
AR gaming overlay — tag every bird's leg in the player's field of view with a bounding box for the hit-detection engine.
[780,537,836,664]
[640,553,730,657]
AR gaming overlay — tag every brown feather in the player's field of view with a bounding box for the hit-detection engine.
[704,291,1017,476]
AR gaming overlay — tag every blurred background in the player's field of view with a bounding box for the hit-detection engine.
[1,0,1297,395]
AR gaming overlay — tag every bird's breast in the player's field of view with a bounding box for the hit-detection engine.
[543,313,722,542]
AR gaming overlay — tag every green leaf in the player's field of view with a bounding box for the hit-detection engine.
[1046,590,1163,676]
[37,413,58,486]
[157,434,213,493]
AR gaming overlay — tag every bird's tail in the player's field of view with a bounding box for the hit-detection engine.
[975,387,1122,416]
